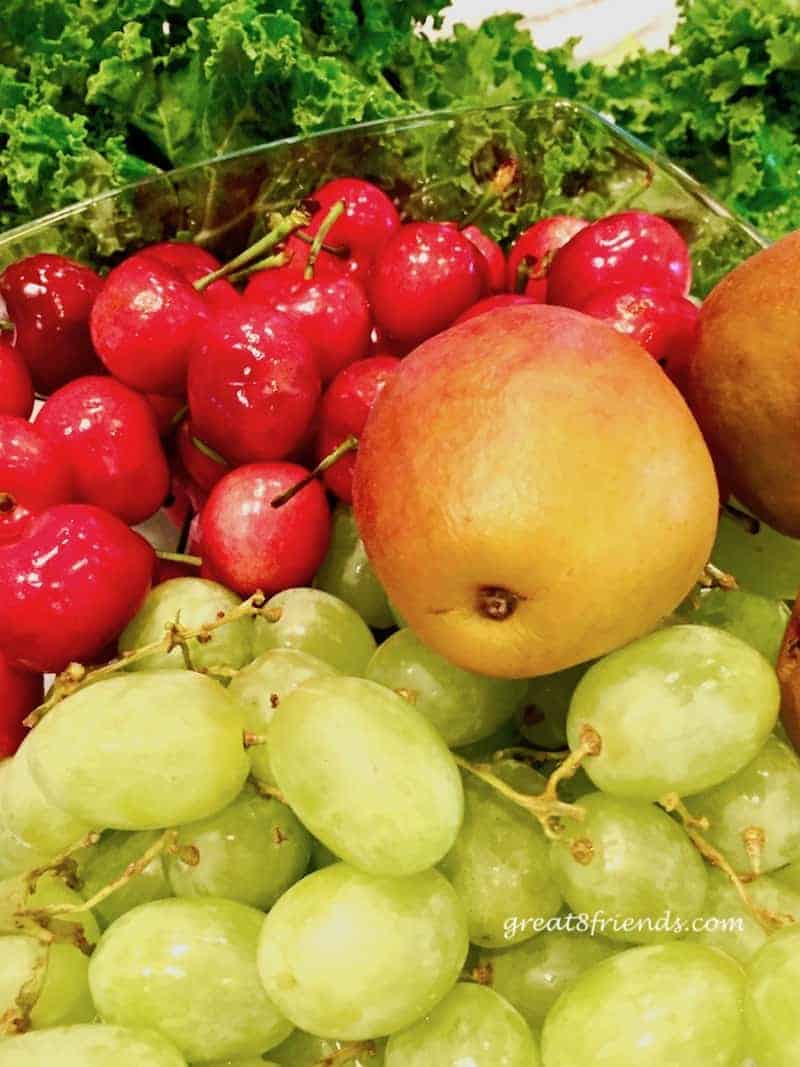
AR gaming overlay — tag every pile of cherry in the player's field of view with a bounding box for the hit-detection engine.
[0,176,698,758]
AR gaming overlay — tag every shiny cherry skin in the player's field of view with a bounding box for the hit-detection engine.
[369,222,486,345]
[506,215,588,301]
[36,376,170,526]
[454,293,539,325]
[579,284,700,394]
[0,503,155,673]
[0,253,105,394]
[176,419,229,493]
[306,177,400,259]
[136,241,239,309]
[188,305,321,466]
[0,652,43,757]
[0,338,34,417]
[90,255,207,396]
[547,211,692,309]
[145,392,186,437]
[245,273,372,383]
[0,415,73,546]
[462,225,506,292]
[200,462,331,596]
[317,355,401,503]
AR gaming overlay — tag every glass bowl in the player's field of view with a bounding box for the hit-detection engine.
[0,98,768,296]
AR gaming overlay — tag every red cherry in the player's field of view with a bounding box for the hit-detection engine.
[368,325,411,358]
[306,178,400,259]
[547,211,692,310]
[153,557,197,585]
[0,415,73,546]
[462,225,506,293]
[579,284,700,394]
[0,652,43,757]
[145,392,186,437]
[200,463,331,596]
[506,216,588,302]
[317,356,401,503]
[0,504,155,673]
[90,255,207,396]
[176,419,230,493]
[138,241,239,309]
[369,223,486,345]
[0,253,104,394]
[0,338,34,418]
[188,305,320,466]
[36,376,170,526]
[245,274,371,383]
[454,293,540,325]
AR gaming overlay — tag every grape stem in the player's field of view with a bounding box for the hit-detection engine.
[270,435,359,509]
[250,777,287,804]
[494,745,571,764]
[700,562,738,591]
[243,731,268,748]
[24,829,102,895]
[539,725,601,805]
[304,199,346,280]
[24,592,279,728]
[194,208,309,291]
[742,826,766,879]
[310,1042,379,1067]
[0,944,48,1036]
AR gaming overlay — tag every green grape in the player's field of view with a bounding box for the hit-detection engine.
[689,868,800,964]
[453,718,521,763]
[473,930,619,1029]
[549,793,707,944]
[309,837,338,871]
[365,629,528,748]
[251,588,376,675]
[166,784,311,909]
[271,1030,385,1066]
[541,942,746,1067]
[387,601,407,629]
[0,1025,187,1065]
[439,772,561,948]
[77,829,172,928]
[490,758,548,796]
[89,897,292,1062]
[676,587,790,665]
[118,578,254,674]
[270,676,463,876]
[258,863,468,1040]
[519,663,591,750]
[685,736,800,874]
[201,1061,279,1067]
[385,982,539,1066]
[228,648,338,786]
[27,671,249,830]
[712,507,800,600]
[568,625,779,800]
[745,925,800,1067]
[313,505,393,629]
[773,857,800,893]
[0,764,48,880]
[0,737,91,856]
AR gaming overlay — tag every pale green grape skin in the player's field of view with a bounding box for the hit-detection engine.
[166,785,311,909]
[269,676,463,876]
[675,588,790,665]
[490,758,548,796]
[313,505,393,629]
[439,773,561,948]
[0,763,48,880]
[385,983,539,1067]
[745,926,800,1067]
[309,838,338,871]
[685,736,800,874]
[549,793,707,945]
[773,857,800,893]
[270,1030,385,1066]
[118,578,254,673]
[541,943,746,1067]
[0,1025,187,1066]
[251,588,376,675]
[365,629,528,748]
[473,931,620,1030]
[712,509,800,600]
[258,863,468,1040]
[520,664,591,749]
[89,897,292,1062]
[227,648,339,785]
[198,1061,280,1067]
[568,626,779,800]
[27,671,249,830]
[453,719,521,763]
[77,829,172,928]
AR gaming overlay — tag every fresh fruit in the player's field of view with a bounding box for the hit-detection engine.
[454,292,538,324]
[519,663,591,750]
[711,508,800,599]
[0,1026,187,1066]
[675,587,790,664]
[0,654,42,758]
[176,420,229,492]
[139,240,239,309]
[270,1030,384,1066]
[0,338,34,418]
[313,504,394,628]
[506,215,588,300]
[462,225,506,293]
[745,926,800,1067]
[77,829,173,927]
[0,414,73,546]
[146,392,186,436]
[305,176,400,259]
[354,305,718,677]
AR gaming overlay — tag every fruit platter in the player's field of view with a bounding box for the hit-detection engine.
[1,97,799,1066]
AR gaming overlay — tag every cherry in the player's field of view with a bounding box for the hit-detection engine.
[90,254,207,396]
[0,503,155,673]
[0,253,104,394]
[454,293,540,325]
[187,305,320,466]
[547,211,692,310]
[176,419,230,493]
[137,241,239,309]
[0,652,43,757]
[153,556,197,585]
[305,178,400,260]
[316,355,401,503]
[579,284,700,394]
[200,462,331,596]
[0,337,34,418]
[506,215,588,302]
[369,222,486,345]
[245,274,371,383]
[462,225,506,293]
[36,376,170,526]
[145,392,186,437]
[0,415,73,546]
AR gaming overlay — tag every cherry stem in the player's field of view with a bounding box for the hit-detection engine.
[156,550,203,567]
[722,502,760,535]
[304,199,346,280]
[270,434,358,509]
[459,159,519,229]
[191,435,227,466]
[293,228,348,257]
[194,208,309,291]
[309,1042,379,1067]
[227,251,289,285]
[169,404,189,430]
[700,562,738,591]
